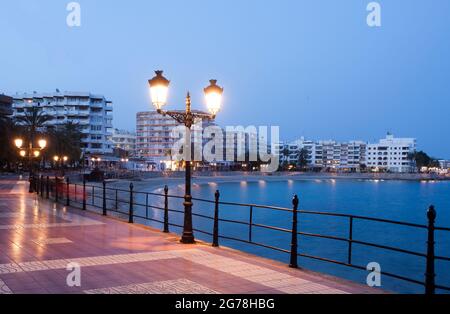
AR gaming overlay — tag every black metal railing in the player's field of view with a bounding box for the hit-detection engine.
[31,175,450,294]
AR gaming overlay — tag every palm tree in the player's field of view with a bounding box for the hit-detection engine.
[46,122,83,167]
[164,148,175,171]
[296,148,309,171]
[14,106,51,143]
[14,106,51,176]
[280,146,290,171]
[0,115,22,171]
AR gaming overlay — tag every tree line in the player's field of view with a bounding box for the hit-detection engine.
[0,107,84,172]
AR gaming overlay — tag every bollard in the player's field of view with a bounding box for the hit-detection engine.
[82,179,87,211]
[66,177,70,206]
[35,175,39,194]
[102,181,107,216]
[425,205,436,295]
[55,176,59,202]
[128,183,134,223]
[212,190,220,247]
[35,175,39,196]
[46,176,50,199]
[163,185,169,233]
[40,175,44,197]
[289,195,299,269]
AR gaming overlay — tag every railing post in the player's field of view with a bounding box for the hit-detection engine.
[249,206,253,242]
[425,205,436,295]
[115,189,118,210]
[55,176,59,202]
[145,193,149,218]
[102,180,107,216]
[82,179,87,211]
[348,217,354,265]
[46,176,50,199]
[163,185,169,233]
[92,186,95,206]
[29,175,34,194]
[66,177,70,206]
[212,190,220,247]
[128,183,134,223]
[40,175,44,197]
[289,195,299,269]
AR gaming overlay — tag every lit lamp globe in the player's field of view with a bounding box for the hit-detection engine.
[54,156,60,162]
[15,138,24,149]
[38,139,47,149]
[204,80,223,117]
[20,150,26,157]
[148,70,170,112]
[63,156,69,162]
[33,150,40,158]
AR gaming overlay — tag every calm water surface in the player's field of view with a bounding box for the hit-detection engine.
[131,179,450,294]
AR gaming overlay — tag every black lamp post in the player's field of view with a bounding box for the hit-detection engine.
[15,138,47,193]
[148,70,223,244]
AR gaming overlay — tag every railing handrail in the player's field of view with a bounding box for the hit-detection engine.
[68,180,446,229]
[34,175,450,294]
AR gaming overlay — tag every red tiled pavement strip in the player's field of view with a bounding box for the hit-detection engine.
[0,178,382,294]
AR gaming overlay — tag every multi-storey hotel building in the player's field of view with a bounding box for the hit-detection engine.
[366,134,416,173]
[110,129,136,156]
[136,110,215,162]
[277,134,415,172]
[12,91,113,155]
[0,94,13,117]
[276,138,366,171]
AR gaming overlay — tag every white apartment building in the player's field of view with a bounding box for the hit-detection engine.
[274,137,316,166]
[314,140,367,171]
[136,111,215,163]
[12,91,113,155]
[439,160,450,169]
[277,135,416,173]
[366,134,416,173]
[111,129,136,156]
[275,137,366,171]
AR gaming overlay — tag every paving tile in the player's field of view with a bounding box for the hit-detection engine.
[0,178,378,294]
[84,279,218,294]
[0,278,13,294]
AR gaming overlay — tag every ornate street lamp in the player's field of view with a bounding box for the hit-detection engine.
[148,70,223,244]
[15,137,47,193]
[53,155,69,167]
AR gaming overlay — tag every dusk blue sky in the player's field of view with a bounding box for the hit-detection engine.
[1,0,449,157]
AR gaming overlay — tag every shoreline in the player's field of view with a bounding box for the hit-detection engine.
[93,172,449,196]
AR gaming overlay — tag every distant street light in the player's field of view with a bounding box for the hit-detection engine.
[14,137,48,193]
[148,70,223,244]
[53,155,69,165]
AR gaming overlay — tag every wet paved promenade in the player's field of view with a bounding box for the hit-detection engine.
[0,177,378,294]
